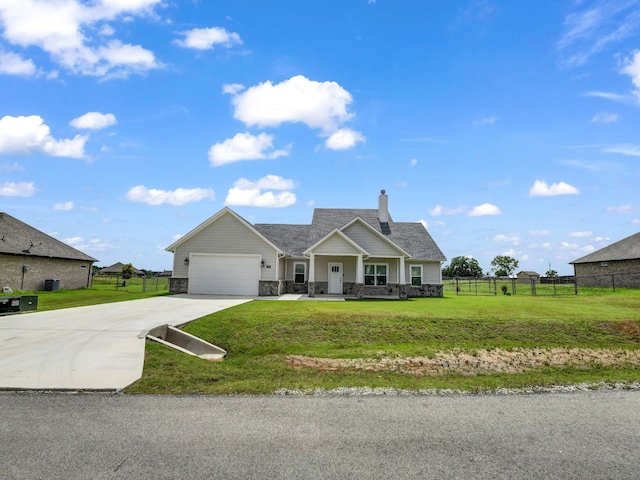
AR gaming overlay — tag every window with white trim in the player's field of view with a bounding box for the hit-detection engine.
[410,265,423,286]
[364,263,387,286]
[294,262,306,284]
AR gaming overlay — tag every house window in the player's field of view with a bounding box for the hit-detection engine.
[294,263,306,284]
[365,264,387,286]
[410,265,422,286]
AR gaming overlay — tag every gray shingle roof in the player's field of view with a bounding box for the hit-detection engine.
[0,212,97,262]
[255,208,446,261]
[570,231,640,264]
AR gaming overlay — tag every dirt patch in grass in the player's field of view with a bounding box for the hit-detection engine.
[599,321,640,342]
[284,348,640,376]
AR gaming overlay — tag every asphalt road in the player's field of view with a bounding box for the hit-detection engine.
[2,390,639,479]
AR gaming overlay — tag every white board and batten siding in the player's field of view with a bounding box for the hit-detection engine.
[342,223,401,257]
[172,211,278,295]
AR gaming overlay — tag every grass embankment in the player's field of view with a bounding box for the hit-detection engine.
[127,290,640,395]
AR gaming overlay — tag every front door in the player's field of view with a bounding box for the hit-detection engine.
[328,262,343,294]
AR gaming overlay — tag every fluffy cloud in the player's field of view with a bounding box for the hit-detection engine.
[208,132,290,166]
[174,27,242,50]
[224,175,296,208]
[428,204,466,216]
[124,185,215,206]
[325,128,366,150]
[53,201,74,211]
[529,180,580,197]
[0,181,35,197]
[621,49,640,100]
[0,115,87,158]
[0,51,36,76]
[493,233,520,245]
[468,203,501,216]
[70,112,117,130]
[0,0,162,78]
[568,231,592,238]
[226,75,354,133]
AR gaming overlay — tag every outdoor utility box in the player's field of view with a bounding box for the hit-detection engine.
[44,279,60,291]
[0,297,21,314]
[19,296,38,312]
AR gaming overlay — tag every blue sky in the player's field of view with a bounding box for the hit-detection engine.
[1,0,639,275]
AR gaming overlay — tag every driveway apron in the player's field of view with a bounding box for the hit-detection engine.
[0,295,252,390]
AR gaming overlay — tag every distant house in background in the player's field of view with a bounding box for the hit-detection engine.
[516,271,540,284]
[166,190,446,298]
[570,232,640,288]
[0,212,97,291]
[97,262,145,277]
[154,270,172,278]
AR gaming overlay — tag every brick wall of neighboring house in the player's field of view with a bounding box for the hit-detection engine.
[0,254,93,291]
[574,259,640,288]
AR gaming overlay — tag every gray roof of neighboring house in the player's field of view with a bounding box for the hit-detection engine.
[570,231,640,264]
[98,262,145,275]
[255,208,446,261]
[0,212,97,262]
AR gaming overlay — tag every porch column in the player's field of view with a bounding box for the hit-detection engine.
[308,254,316,297]
[309,254,315,282]
[355,254,365,299]
[399,256,407,299]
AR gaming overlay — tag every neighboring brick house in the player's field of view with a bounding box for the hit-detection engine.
[166,191,447,298]
[570,232,640,288]
[0,213,97,291]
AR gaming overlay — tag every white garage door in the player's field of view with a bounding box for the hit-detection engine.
[188,254,260,295]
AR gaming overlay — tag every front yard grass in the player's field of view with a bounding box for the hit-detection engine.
[126,290,640,394]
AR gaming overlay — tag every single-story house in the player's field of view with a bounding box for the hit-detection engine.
[570,231,640,288]
[516,271,540,284]
[98,262,145,277]
[0,212,97,291]
[166,191,446,298]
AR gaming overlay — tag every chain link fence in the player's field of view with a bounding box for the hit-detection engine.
[444,272,639,296]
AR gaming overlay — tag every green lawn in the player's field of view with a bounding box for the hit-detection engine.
[126,290,640,395]
[11,276,170,311]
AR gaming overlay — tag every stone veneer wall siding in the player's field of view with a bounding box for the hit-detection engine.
[574,259,640,288]
[0,254,93,291]
[259,281,280,296]
[169,277,188,294]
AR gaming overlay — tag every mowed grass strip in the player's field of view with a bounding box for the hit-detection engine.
[127,290,640,394]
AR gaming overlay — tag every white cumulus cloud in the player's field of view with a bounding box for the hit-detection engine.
[468,203,501,216]
[0,51,36,76]
[0,181,36,197]
[621,49,640,100]
[0,115,87,158]
[227,75,354,133]
[53,201,74,211]
[0,0,162,78]
[529,180,580,197]
[325,128,366,150]
[224,175,297,208]
[70,112,117,130]
[174,27,242,50]
[208,132,290,166]
[124,185,215,206]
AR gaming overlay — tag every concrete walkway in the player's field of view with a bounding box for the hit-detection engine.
[0,295,252,391]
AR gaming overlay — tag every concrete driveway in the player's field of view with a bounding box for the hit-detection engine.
[0,295,252,391]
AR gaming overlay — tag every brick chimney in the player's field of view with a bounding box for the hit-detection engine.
[378,189,389,223]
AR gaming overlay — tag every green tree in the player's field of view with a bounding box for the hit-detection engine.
[442,256,484,278]
[121,263,135,279]
[545,269,558,277]
[490,255,519,277]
